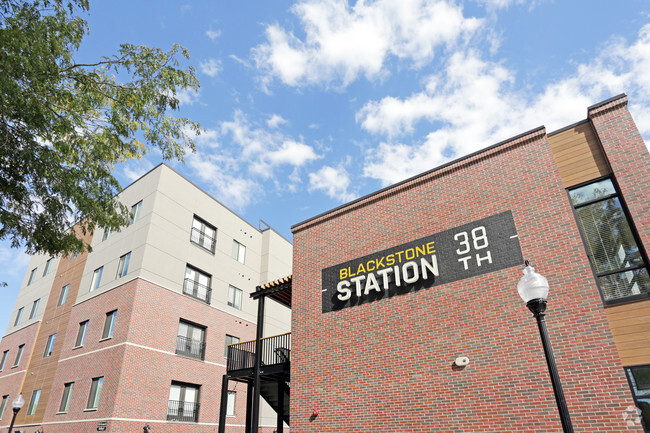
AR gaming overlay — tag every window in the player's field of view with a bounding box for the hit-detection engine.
[43,258,53,276]
[176,320,206,360]
[75,321,89,347]
[43,333,57,358]
[102,311,117,339]
[226,391,236,416]
[130,200,142,224]
[29,299,40,320]
[183,266,211,304]
[116,252,131,279]
[57,284,69,306]
[27,268,37,285]
[59,382,74,413]
[87,377,103,409]
[102,227,112,241]
[0,350,8,371]
[626,366,650,431]
[13,344,24,366]
[232,240,246,264]
[70,250,79,260]
[0,395,7,419]
[167,382,200,422]
[90,266,103,291]
[27,389,41,415]
[228,285,242,310]
[569,178,650,303]
[14,307,23,326]
[224,335,240,357]
[190,216,217,253]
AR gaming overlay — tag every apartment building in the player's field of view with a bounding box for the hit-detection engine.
[0,164,292,432]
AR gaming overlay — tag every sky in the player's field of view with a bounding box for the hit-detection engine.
[2,0,650,331]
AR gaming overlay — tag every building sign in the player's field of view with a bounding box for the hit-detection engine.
[322,211,523,313]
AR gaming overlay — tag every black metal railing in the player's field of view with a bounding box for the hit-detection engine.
[190,228,216,253]
[167,400,200,422]
[175,336,206,360]
[227,332,291,371]
[183,279,211,304]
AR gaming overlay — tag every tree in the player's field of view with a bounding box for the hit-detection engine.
[0,0,202,256]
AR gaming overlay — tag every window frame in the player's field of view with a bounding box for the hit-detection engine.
[226,390,236,416]
[75,321,89,348]
[167,381,200,422]
[116,252,131,279]
[29,298,40,320]
[86,376,104,409]
[176,319,207,360]
[625,365,650,432]
[130,200,143,224]
[43,333,57,358]
[0,350,8,371]
[42,258,53,276]
[13,344,24,366]
[14,307,24,326]
[227,285,243,310]
[90,266,104,291]
[224,334,240,357]
[57,284,70,306]
[102,310,117,340]
[232,240,246,264]
[190,216,217,253]
[58,382,74,413]
[0,395,7,419]
[27,267,37,285]
[27,389,41,416]
[102,227,112,241]
[183,265,212,304]
[568,175,650,306]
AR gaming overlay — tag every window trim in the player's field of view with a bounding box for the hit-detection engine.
[116,252,131,279]
[29,298,40,320]
[13,344,24,366]
[58,382,74,413]
[14,307,24,326]
[226,390,236,416]
[27,389,41,416]
[101,310,117,340]
[227,285,243,310]
[190,215,217,254]
[232,240,246,264]
[43,258,53,276]
[567,175,650,306]
[27,267,37,285]
[86,376,104,409]
[624,365,650,432]
[183,264,212,304]
[0,395,8,419]
[90,266,104,291]
[176,319,207,360]
[224,334,240,357]
[130,200,143,224]
[57,284,70,306]
[75,321,89,348]
[43,333,57,358]
[0,350,8,371]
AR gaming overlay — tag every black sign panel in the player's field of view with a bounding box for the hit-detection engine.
[321,211,523,313]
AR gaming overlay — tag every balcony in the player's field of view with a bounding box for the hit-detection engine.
[227,332,291,373]
[183,278,211,304]
[167,400,199,422]
[190,227,216,253]
[175,336,206,360]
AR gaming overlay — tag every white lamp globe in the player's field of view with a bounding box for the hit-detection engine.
[517,264,549,303]
[12,394,24,410]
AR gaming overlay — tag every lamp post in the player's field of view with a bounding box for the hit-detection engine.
[517,262,574,433]
[7,394,24,433]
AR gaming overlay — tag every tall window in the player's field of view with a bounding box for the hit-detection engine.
[227,391,236,416]
[183,266,211,304]
[29,299,40,320]
[13,344,24,366]
[87,377,104,409]
[14,307,23,326]
[27,389,41,416]
[569,178,650,303]
[224,335,240,357]
[102,227,112,241]
[626,366,650,431]
[191,216,217,253]
[43,333,57,358]
[27,267,37,285]
[116,252,131,279]
[0,395,7,419]
[0,350,8,371]
[59,382,74,413]
[42,258,53,276]
[90,266,103,291]
[57,284,70,306]
[75,321,89,347]
[102,310,117,339]
[228,285,242,310]
[167,382,200,422]
[232,240,246,264]
[176,320,206,360]
[130,200,142,224]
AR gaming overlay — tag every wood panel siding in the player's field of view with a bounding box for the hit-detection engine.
[605,300,650,366]
[548,121,611,187]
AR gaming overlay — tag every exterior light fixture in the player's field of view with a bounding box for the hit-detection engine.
[517,261,574,433]
[312,409,320,417]
[8,394,25,433]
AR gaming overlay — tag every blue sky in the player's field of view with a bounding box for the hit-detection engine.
[2,0,650,331]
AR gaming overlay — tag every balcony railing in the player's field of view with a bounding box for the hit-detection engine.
[175,336,206,360]
[167,400,200,422]
[190,227,216,253]
[183,279,211,304]
[227,332,291,371]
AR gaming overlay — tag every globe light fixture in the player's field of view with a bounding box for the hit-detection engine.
[518,261,574,433]
[8,394,25,433]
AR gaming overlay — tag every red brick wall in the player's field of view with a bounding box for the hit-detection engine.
[291,127,640,432]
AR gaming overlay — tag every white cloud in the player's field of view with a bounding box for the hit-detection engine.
[357,24,650,186]
[123,160,155,183]
[252,0,481,88]
[175,88,200,106]
[267,140,319,166]
[206,29,221,40]
[200,59,222,77]
[267,114,287,129]
[309,165,356,202]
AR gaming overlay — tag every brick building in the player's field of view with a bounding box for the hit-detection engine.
[0,164,292,432]
[282,94,649,432]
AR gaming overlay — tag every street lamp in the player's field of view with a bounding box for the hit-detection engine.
[517,261,574,433]
[7,394,24,433]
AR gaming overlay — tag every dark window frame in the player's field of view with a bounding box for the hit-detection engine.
[27,389,41,416]
[75,321,89,347]
[43,333,57,358]
[0,350,8,371]
[568,175,650,306]
[86,376,104,409]
[190,215,217,254]
[13,344,24,366]
[57,284,70,306]
[58,382,74,413]
[0,395,8,419]
[29,298,40,320]
[101,310,117,340]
